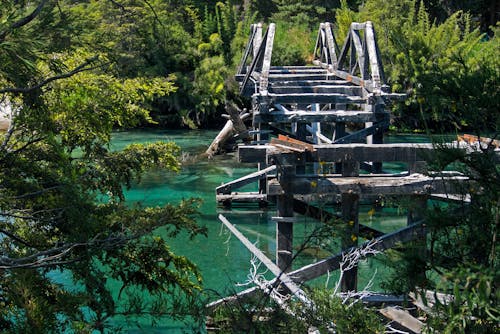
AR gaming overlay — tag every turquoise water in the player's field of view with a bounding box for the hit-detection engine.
[110,130,430,332]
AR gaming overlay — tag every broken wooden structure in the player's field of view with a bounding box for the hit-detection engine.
[207,21,496,333]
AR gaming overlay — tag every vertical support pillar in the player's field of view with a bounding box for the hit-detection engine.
[276,165,295,273]
[341,191,359,292]
[341,160,359,291]
[256,95,270,201]
[334,122,346,173]
[252,23,262,59]
[407,195,428,285]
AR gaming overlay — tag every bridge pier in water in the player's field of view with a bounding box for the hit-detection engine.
[208,21,480,330]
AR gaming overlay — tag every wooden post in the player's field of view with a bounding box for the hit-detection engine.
[276,165,295,273]
[341,191,359,292]
[341,158,360,291]
[253,23,262,59]
[334,122,346,173]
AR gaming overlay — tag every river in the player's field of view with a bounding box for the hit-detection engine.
[109,129,429,332]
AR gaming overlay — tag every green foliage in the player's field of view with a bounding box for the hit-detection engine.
[354,0,499,131]
[272,21,315,66]
[424,264,499,333]
[0,1,209,332]
[212,288,385,333]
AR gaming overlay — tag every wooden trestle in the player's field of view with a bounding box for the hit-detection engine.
[208,21,488,331]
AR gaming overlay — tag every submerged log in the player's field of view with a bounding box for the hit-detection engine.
[204,102,250,158]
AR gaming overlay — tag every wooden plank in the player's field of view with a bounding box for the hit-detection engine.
[380,307,423,334]
[256,110,382,124]
[216,165,276,194]
[274,134,315,152]
[267,174,470,196]
[269,79,350,86]
[239,143,439,164]
[268,93,366,104]
[218,214,312,305]
[315,143,434,163]
[268,85,363,95]
[216,192,267,203]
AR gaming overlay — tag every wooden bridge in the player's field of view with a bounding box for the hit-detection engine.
[207,22,492,332]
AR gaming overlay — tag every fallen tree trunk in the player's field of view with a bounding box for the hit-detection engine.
[204,102,250,158]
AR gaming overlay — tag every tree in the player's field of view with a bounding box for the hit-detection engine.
[0,1,206,332]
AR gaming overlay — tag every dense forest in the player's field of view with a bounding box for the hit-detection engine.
[0,0,498,333]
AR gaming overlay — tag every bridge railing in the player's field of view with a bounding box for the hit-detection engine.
[313,21,388,94]
[238,23,275,95]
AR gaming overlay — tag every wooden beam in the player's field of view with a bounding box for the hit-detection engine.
[332,121,389,144]
[255,110,382,124]
[216,165,276,194]
[268,85,363,95]
[267,93,365,104]
[267,174,470,196]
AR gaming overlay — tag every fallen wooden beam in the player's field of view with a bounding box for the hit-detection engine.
[218,214,312,306]
[380,307,423,334]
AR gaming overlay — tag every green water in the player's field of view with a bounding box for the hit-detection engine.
[109,130,431,332]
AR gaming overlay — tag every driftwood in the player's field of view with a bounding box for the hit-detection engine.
[204,102,250,158]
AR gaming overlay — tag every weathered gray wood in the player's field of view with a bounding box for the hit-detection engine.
[252,23,262,59]
[218,214,312,305]
[325,22,338,68]
[226,101,250,141]
[365,21,384,91]
[269,79,350,86]
[380,307,423,334]
[267,93,365,104]
[239,143,440,164]
[255,110,383,124]
[204,120,234,158]
[216,192,267,204]
[268,85,362,95]
[216,165,276,194]
[259,23,275,93]
[267,174,470,196]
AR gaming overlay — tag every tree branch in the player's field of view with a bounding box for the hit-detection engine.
[0,56,101,94]
[0,0,49,42]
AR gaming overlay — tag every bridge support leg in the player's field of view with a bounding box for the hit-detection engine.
[276,166,295,273]
[407,195,428,285]
[341,192,360,292]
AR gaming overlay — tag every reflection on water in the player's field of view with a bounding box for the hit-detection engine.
[113,130,430,332]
